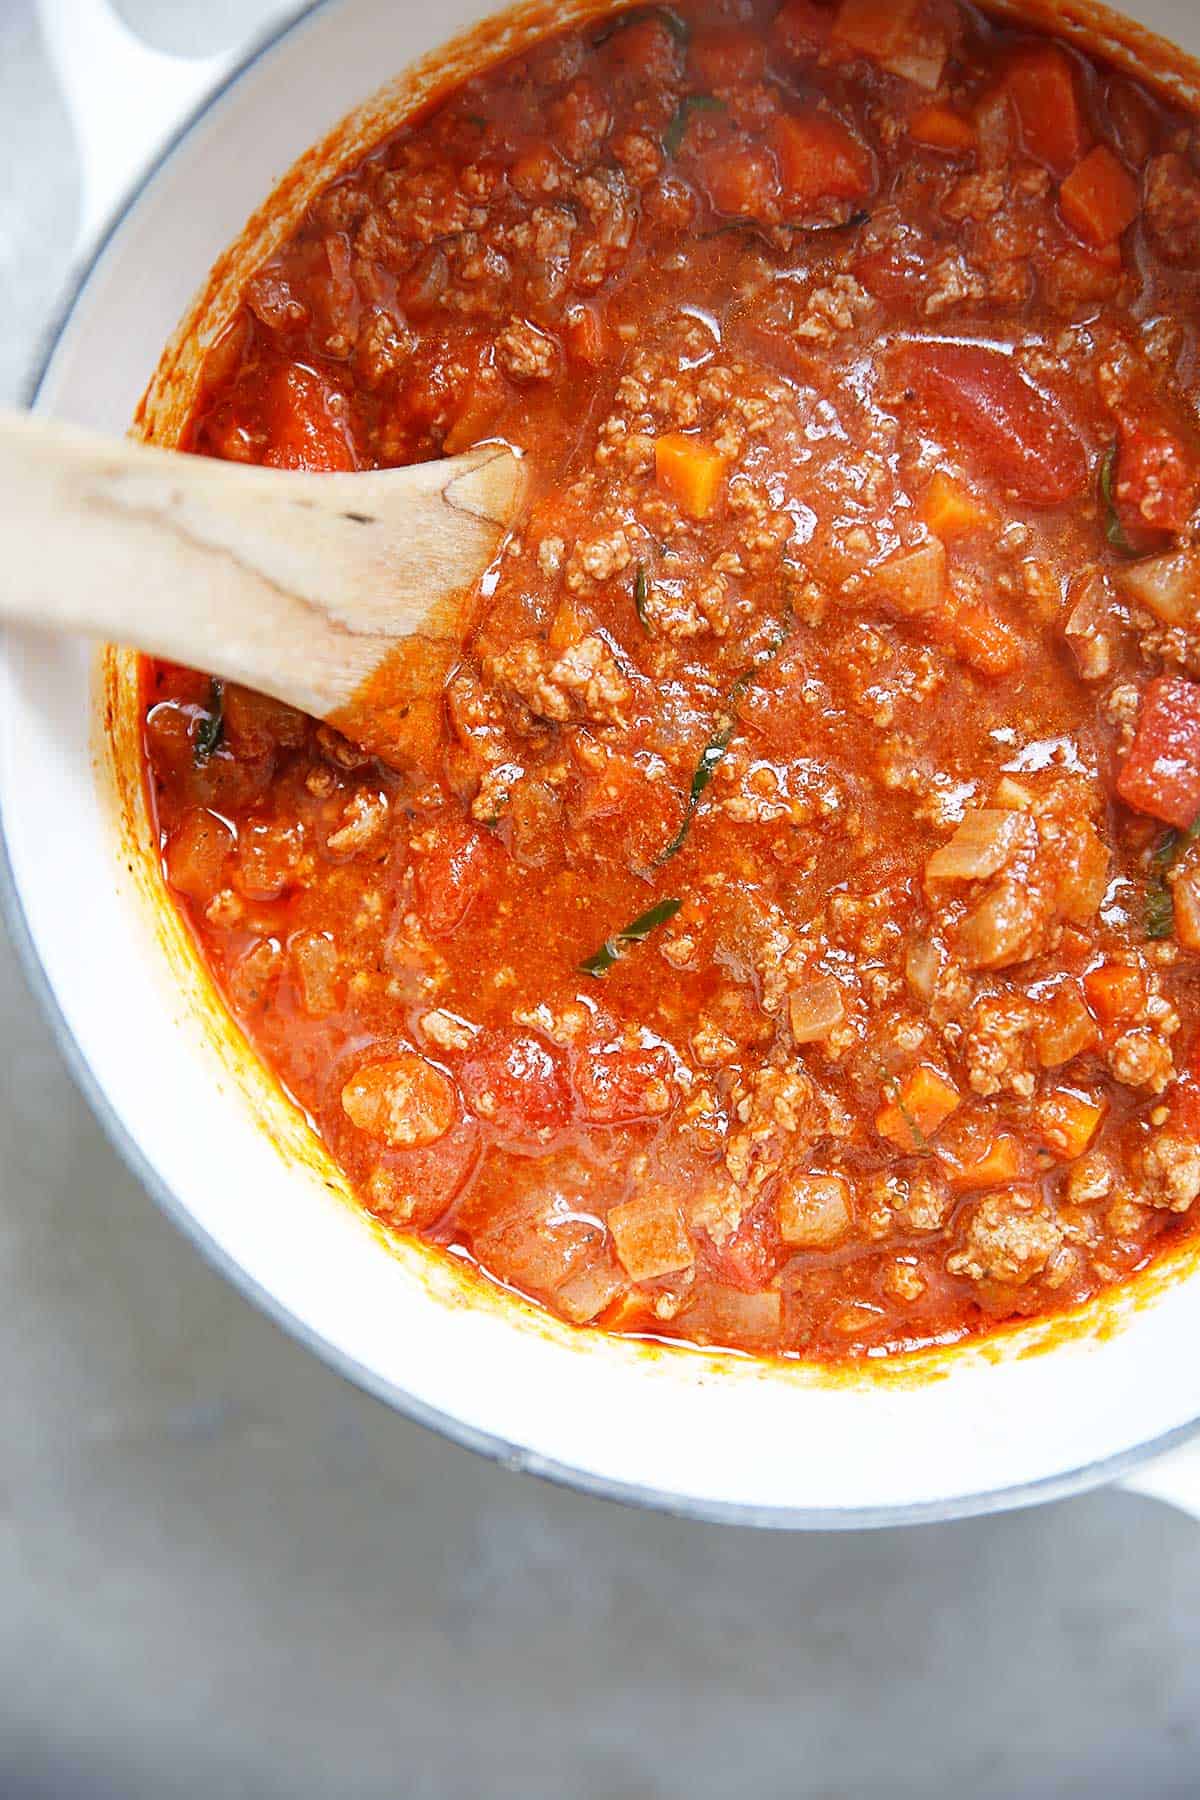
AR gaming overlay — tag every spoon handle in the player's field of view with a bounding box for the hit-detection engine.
[0,408,523,720]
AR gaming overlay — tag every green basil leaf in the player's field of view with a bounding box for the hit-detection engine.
[1145,813,1200,939]
[194,679,225,764]
[579,897,682,976]
[664,93,724,156]
[634,562,650,629]
[1099,445,1136,556]
[654,615,792,864]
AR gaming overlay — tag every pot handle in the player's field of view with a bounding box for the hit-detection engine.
[1119,1440,1200,1519]
[36,0,295,261]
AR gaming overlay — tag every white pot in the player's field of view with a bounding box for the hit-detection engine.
[8,0,1200,1528]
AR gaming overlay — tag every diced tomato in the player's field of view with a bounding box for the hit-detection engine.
[1116,414,1200,538]
[602,15,680,81]
[772,0,834,59]
[459,1031,572,1137]
[564,304,609,365]
[854,235,933,305]
[1059,144,1140,247]
[831,0,945,91]
[413,816,498,935]
[771,109,875,211]
[442,365,507,455]
[573,1039,677,1124]
[696,141,779,218]
[1169,1067,1200,1138]
[1105,78,1157,168]
[690,28,766,86]
[705,1198,780,1291]
[260,362,356,471]
[891,341,1089,505]
[1005,43,1090,177]
[1116,675,1200,829]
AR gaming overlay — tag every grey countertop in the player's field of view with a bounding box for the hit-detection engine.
[4,4,1200,1795]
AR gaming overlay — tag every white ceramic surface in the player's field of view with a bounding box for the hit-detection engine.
[8,0,1200,1527]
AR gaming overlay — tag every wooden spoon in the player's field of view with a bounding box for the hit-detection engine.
[0,407,526,757]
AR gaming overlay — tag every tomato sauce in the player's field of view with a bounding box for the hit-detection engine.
[143,0,1200,1359]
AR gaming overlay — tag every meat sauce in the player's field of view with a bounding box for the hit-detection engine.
[143,0,1200,1359]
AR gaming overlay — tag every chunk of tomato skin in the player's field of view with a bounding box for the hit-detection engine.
[891,340,1089,506]
[696,141,779,218]
[260,362,356,471]
[771,110,875,210]
[1005,43,1090,178]
[564,304,609,366]
[573,1040,677,1125]
[459,1031,573,1138]
[1169,1068,1200,1139]
[413,817,497,936]
[1116,675,1200,829]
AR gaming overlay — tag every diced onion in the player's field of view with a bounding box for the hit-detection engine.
[788,975,846,1044]
[1116,547,1200,627]
[1174,866,1200,953]
[869,538,948,617]
[1063,569,1114,682]
[926,808,1033,882]
[905,939,941,1001]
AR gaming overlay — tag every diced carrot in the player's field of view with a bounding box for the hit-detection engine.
[770,109,875,210]
[876,1064,961,1152]
[943,1132,1024,1190]
[1084,962,1146,1024]
[909,104,976,153]
[949,601,1024,677]
[564,305,609,366]
[891,341,1088,506]
[1037,1088,1107,1160]
[1005,44,1090,178]
[1059,144,1140,247]
[920,470,992,540]
[1116,675,1200,829]
[548,597,591,652]
[655,432,727,518]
